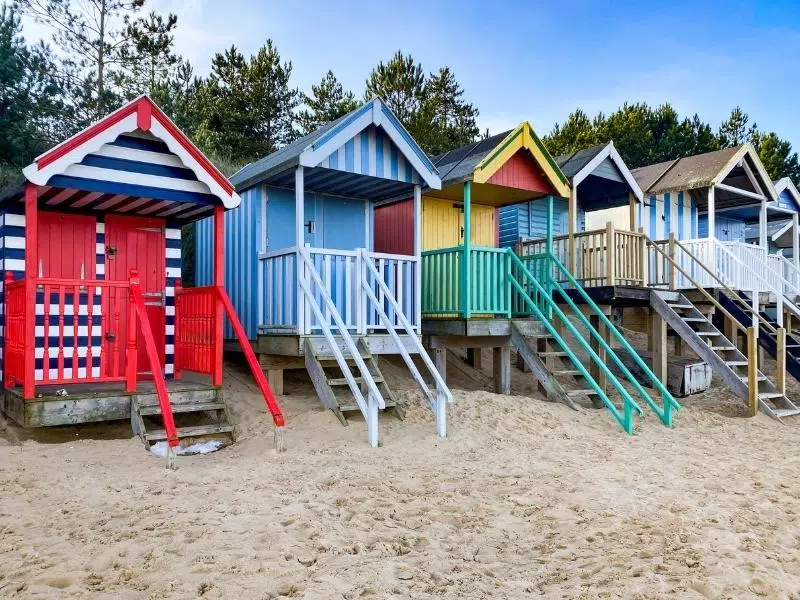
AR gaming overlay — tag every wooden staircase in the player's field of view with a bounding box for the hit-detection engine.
[304,338,402,426]
[650,290,800,418]
[510,321,598,411]
[131,388,234,450]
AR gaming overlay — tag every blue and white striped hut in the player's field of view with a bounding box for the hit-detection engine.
[195,97,451,447]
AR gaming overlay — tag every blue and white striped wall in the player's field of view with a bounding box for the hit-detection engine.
[0,212,180,382]
[638,191,698,241]
[316,124,422,185]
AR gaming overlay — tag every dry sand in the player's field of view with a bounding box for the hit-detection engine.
[2,354,800,599]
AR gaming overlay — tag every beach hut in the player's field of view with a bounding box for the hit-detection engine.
[503,141,646,289]
[196,98,451,447]
[374,124,677,434]
[0,96,284,463]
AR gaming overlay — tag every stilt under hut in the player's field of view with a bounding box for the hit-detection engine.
[374,124,678,433]
[0,96,284,466]
[627,145,800,418]
[196,98,451,447]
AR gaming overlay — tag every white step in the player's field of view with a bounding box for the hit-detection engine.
[774,408,800,418]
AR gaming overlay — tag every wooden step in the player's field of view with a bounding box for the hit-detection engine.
[328,375,384,386]
[695,331,721,337]
[738,374,766,382]
[566,388,598,397]
[773,408,800,418]
[759,392,786,400]
[724,361,748,367]
[338,399,396,412]
[144,423,234,442]
[682,317,707,323]
[710,345,737,351]
[667,303,694,310]
[137,402,226,417]
[553,369,581,376]
[539,351,567,357]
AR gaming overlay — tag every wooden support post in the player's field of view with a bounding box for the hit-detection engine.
[651,310,667,384]
[794,213,800,289]
[516,351,529,373]
[413,184,422,331]
[668,232,676,290]
[432,346,447,383]
[493,346,511,395]
[568,186,578,274]
[646,310,654,351]
[589,314,607,392]
[23,183,37,400]
[605,221,615,286]
[673,335,684,356]
[776,328,786,395]
[724,317,738,351]
[747,326,759,416]
[267,369,284,396]
[638,227,648,286]
[462,181,472,319]
[759,194,768,249]
[295,166,306,335]
[467,348,482,370]
[707,186,715,242]
[125,275,138,393]
[212,204,225,387]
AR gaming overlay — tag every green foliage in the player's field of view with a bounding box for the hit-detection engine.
[365,51,479,155]
[194,41,299,163]
[116,10,178,97]
[298,70,360,135]
[544,103,800,181]
[0,3,64,166]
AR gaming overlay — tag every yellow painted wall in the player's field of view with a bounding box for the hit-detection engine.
[422,196,496,250]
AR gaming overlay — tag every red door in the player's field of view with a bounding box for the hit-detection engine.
[105,215,166,378]
[38,212,96,280]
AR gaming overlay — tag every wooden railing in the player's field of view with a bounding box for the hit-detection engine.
[421,245,514,317]
[518,223,646,287]
[174,282,217,378]
[4,276,26,388]
[260,247,419,335]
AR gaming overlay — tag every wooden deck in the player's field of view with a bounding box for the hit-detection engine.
[0,377,218,428]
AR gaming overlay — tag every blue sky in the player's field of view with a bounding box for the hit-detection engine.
[23,0,800,149]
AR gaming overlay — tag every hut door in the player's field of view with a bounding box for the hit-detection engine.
[105,215,166,378]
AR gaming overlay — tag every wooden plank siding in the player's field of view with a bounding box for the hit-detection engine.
[486,149,557,195]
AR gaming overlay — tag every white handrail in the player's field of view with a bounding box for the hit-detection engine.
[298,248,385,447]
[712,239,800,324]
[775,254,800,292]
[360,249,451,437]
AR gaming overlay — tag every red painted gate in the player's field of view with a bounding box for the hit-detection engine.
[105,215,166,378]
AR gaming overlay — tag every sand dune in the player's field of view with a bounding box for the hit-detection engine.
[1,357,800,599]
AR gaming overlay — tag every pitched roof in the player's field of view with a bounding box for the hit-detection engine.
[22,95,240,209]
[555,144,608,180]
[631,147,741,195]
[230,98,441,192]
[433,130,511,187]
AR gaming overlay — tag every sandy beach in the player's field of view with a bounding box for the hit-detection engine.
[2,355,800,599]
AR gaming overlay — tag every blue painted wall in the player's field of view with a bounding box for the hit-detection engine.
[196,184,370,339]
[697,214,746,241]
[498,197,583,247]
[776,189,800,212]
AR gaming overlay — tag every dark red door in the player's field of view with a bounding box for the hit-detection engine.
[105,215,166,378]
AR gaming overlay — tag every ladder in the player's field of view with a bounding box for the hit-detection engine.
[650,290,800,418]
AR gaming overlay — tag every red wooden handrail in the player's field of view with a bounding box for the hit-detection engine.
[214,286,286,432]
[129,270,179,451]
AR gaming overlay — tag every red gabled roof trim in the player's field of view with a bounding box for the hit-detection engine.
[35,96,234,197]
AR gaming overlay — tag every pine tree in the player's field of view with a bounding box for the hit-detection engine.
[364,51,425,124]
[416,66,479,156]
[195,41,299,162]
[718,106,757,148]
[0,3,64,179]
[117,10,178,98]
[298,70,360,135]
[751,131,800,181]
[17,0,148,125]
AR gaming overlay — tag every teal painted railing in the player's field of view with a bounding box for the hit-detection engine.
[423,245,523,317]
[547,253,681,426]
[507,252,641,433]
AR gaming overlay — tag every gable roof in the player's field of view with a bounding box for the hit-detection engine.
[472,123,570,198]
[230,98,440,192]
[556,141,643,201]
[774,177,800,211]
[433,130,511,187]
[631,145,776,201]
[22,95,239,209]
